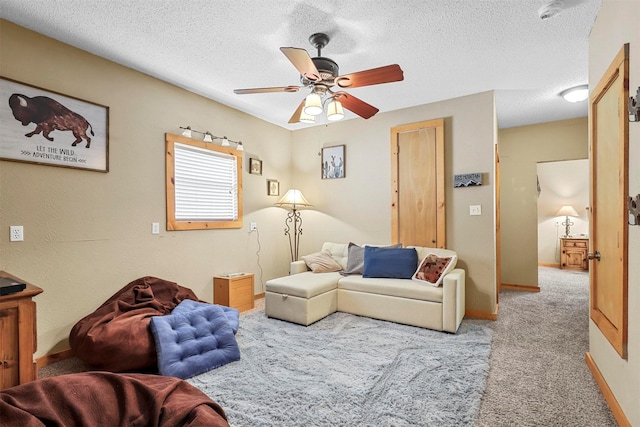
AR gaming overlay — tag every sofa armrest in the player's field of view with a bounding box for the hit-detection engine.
[441,268,466,333]
[290,260,309,275]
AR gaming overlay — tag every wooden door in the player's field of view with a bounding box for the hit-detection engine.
[589,44,629,359]
[391,119,445,247]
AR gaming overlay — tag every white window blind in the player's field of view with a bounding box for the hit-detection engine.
[173,142,238,221]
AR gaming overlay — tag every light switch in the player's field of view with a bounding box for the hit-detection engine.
[470,205,482,216]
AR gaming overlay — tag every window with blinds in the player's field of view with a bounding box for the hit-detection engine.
[166,134,243,230]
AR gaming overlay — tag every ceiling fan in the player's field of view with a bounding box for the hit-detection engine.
[234,33,404,124]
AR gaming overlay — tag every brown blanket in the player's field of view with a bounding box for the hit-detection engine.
[0,372,229,427]
[69,276,199,372]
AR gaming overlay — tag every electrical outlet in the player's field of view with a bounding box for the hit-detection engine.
[250,222,257,231]
[469,205,482,216]
[152,222,160,235]
[10,225,24,242]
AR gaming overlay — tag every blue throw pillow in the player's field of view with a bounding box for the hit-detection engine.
[362,246,418,279]
[150,304,240,379]
[172,299,240,334]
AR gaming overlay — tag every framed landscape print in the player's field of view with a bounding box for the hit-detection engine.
[267,179,279,196]
[0,77,109,172]
[321,144,345,179]
[249,157,262,175]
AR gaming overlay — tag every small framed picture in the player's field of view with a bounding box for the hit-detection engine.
[249,157,262,175]
[321,144,345,179]
[267,179,280,196]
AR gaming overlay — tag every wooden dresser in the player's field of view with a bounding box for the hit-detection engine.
[560,238,589,271]
[0,271,43,390]
[214,274,254,312]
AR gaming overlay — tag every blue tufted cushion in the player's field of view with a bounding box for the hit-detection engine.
[150,304,240,379]
[172,300,240,334]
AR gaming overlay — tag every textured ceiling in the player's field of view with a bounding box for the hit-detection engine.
[0,0,600,130]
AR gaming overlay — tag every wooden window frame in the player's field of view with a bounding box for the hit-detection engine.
[165,133,243,230]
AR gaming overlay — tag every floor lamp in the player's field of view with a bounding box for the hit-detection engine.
[274,189,312,262]
[556,205,579,237]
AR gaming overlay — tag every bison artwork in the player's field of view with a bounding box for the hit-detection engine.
[8,93,94,148]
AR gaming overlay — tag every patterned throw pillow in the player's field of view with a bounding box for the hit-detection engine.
[302,250,343,273]
[412,253,457,287]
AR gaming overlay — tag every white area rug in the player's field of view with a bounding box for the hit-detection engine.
[188,311,493,426]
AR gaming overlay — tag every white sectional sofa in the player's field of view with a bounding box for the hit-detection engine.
[265,242,465,333]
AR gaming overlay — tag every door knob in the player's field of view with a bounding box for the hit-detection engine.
[588,251,601,261]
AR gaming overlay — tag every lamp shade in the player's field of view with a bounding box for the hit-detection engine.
[299,110,316,124]
[274,189,312,210]
[556,205,579,217]
[326,99,344,121]
[303,93,323,116]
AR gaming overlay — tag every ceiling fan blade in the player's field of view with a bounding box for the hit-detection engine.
[280,47,321,82]
[335,64,404,89]
[335,92,379,119]
[234,86,300,94]
[288,101,306,124]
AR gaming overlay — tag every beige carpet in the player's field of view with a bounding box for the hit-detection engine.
[470,267,616,426]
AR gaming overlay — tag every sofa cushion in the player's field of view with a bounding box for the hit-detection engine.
[266,271,341,298]
[413,253,457,287]
[337,275,443,303]
[320,242,349,269]
[302,250,343,273]
[362,247,418,279]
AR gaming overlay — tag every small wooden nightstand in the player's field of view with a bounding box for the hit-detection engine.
[560,238,589,271]
[213,274,254,312]
[0,271,43,390]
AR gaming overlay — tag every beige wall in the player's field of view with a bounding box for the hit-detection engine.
[499,117,588,287]
[0,21,498,358]
[0,21,293,356]
[588,0,640,424]
[537,159,590,265]
[290,91,498,315]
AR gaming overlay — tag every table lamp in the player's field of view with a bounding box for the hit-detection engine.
[556,205,579,237]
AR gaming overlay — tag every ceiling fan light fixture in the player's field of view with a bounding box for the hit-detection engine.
[299,110,316,123]
[303,93,323,116]
[560,85,589,103]
[326,99,344,121]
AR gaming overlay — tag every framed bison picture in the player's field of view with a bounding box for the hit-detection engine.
[0,77,109,172]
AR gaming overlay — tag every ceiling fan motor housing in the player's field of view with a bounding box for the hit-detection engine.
[301,56,339,85]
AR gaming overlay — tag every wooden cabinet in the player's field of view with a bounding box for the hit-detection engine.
[214,274,254,312]
[560,238,589,271]
[0,271,43,390]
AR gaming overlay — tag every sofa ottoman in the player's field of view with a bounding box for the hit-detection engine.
[265,271,339,326]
